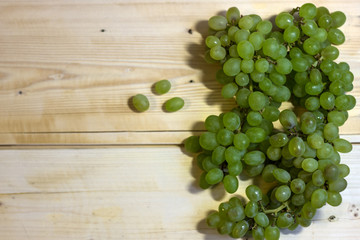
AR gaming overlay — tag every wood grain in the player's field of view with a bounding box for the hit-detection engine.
[0,145,359,239]
[0,0,359,144]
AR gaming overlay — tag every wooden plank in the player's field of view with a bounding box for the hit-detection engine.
[0,0,359,144]
[0,145,359,239]
[0,132,358,146]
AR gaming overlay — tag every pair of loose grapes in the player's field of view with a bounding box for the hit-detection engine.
[132,79,184,112]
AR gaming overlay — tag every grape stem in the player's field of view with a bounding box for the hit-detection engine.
[264,201,289,214]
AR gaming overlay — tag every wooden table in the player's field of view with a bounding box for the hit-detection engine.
[0,1,359,239]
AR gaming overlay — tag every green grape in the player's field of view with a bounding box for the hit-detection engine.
[273,168,291,183]
[321,45,339,60]
[254,212,269,227]
[218,220,234,235]
[204,50,218,63]
[328,28,345,45]
[275,185,291,202]
[212,146,226,165]
[283,25,300,43]
[234,29,250,43]
[320,59,335,74]
[273,86,290,102]
[205,36,221,48]
[216,69,234,85]
[216,128,234,146]
[262,164,277,182]
[245,163,265,177]
[293,83,307,98]
[247,111,263,126]
[228,26,240,41]
[320,92,335,110]
[302,142,317,158]
[233,133,250,150]
[220,35,230,47]
[235,72,249,86]
[269,71,286,86]
[245,201,258,218]
[236,88,251,108]
[305,81,324,95]
[288,137,306,157]
[291,178,306,194]
[298,216,312,227]
[305,96,320,111]
[229,197,242,207]
[309,68,322,84]
[196,153,208,170]
[227,205,245,222]
[205,115,222,132]
[225,146,243,164]
[223,111,241,131]
[248,91,266,111]
[218,201,231,218]
[324,164,339,181]
[202,156,218,172]
[226,7,241,24]
[332,138,352,153]
[294,71,309,85]
[207,212,222,228]
[223,58,242,76]
[301,112,317,134]
[338,164,350,178]
[331,11,346,28]
[291,57,309,72]
[263,38,280,58]
[328,178,347,192]
[199,172,211,189]
[237,40,254,60]
[154,79,171,95]
[318,14,332,29]
[262,105,280,122]
[249,32,265,50]
[293,157,305,169]
[238,15,254,30]
[244,150,266,166]
[246,185,263,202]
[279,109,297,129]
[252,226,265,240]
[210,46,226,60]
[275,58,292,74]
[264,226,280,240]
[228,162,243,176]
[301,20,318,36]
[299,3,317,19]
[316,6,330,19]
[184,136,201,153]
[303,38,321,55]
[327,191,342,206]
[229,45,239,58]
[311,188,328,208]
[199,132,219,150]
[250,14,262,30]
[269,133,289,147]
[223,175,239,193]
[313,28,328,42]
[266,146,282,161]
[302,158,319,172]
[250,70,266,83]
[256,20,272,34]
[270,31,284,43]
[275,12,294,29]
[241,59,255,73]
[312,169,325,187]
[255,58,270,73]
[301,202,316,220]
[292,193,306,206]
[208,15,228,30]
[304,182,320,200]
[323,123,339,141]
[276,212,294,228]
[205,168,223,185]
[132,94,150,112]
[317,143,335,159]
[232,220,249,238]
[290,47,303,59]
[245,127,267,143]
[165,97,184,112]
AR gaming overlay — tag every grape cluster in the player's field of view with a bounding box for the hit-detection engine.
[184,3,356,239]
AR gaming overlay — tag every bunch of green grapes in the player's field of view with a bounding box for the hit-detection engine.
[184,3,356,240]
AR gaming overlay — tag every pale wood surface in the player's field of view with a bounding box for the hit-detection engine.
[0,0,360,239]
[0,146,359,240]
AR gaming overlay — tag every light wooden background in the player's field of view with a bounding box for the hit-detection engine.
[0,0,359,239]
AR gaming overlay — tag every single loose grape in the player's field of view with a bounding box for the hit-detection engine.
[164,97,184,112]
[132,94,150,112]
[154,79,171,95]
